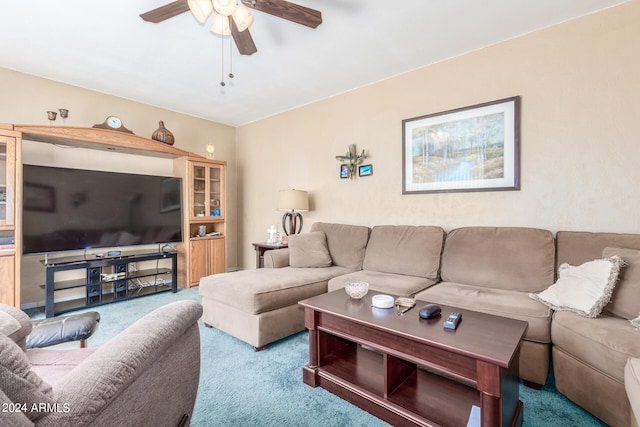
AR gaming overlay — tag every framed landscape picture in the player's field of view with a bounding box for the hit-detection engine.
[402,96,520,194]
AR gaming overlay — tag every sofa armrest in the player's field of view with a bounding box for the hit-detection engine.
[264,248,290,268]
[36,300,202,427]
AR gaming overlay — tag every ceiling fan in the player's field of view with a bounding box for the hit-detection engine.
[140,0,322,56]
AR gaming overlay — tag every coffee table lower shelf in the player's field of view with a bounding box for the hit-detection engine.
[300,291,526,427]
[304,341,511,427]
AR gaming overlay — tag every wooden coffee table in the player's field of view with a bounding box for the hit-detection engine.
[299,290,528,427]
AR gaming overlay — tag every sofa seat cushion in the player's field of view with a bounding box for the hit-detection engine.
[199,266,352,315]
[552,311,640,382]
[415,282,551,343]
[362,225,445,279]
[328,270,438,296]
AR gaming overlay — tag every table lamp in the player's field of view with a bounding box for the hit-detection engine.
[277,189,309,235]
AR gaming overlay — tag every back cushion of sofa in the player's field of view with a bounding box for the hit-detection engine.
[310,222,370,270]
[441,226,555,292]
[362,225,445,280]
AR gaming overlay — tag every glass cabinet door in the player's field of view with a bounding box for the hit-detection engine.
[209,166,223,219]
[0,137,15,227]
[190,162,224,221]
[192,165,207,218]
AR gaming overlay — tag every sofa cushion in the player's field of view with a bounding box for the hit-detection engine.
[440,227,555,292]
[0,334,55,421]
[362,225,444,279]
[551,311,640,382]
[416,282,552,343]
[288,231,332,268]
[602,247,640,320]
[310,222,370,270]
[556,231,640,267]
[530,256,624,318]
[329,270,437,297]
[199,266,353,314]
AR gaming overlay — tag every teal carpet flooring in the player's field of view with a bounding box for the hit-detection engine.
[28,288,606,426]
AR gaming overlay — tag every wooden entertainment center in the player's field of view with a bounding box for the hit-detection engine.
[0,123,226,309]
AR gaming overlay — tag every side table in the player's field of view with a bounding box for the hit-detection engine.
[252,242,288,268]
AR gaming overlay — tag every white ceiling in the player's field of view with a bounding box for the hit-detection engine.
[0,0,628,126]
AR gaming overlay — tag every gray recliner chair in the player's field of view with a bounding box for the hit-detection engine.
[0,301,202,426]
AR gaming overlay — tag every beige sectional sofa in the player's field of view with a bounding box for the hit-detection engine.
[199,222,640,426]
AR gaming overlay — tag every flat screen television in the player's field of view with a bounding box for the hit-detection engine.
[22,164,183,254]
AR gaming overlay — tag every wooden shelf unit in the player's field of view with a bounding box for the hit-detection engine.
[174,158,227,288]
[0,123,228,306]
[0,129,20,307]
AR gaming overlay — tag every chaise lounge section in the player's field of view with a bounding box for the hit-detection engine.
[198,222,370,349]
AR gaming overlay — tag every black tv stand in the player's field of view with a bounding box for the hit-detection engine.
[42,251,177,318]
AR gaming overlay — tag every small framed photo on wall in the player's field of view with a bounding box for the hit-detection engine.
[358,164,373,177]
[340,164,350,179]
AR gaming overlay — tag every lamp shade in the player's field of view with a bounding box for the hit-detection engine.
[187,0,213,24]
[277,190,309,212]
[212,0,236,16]
[232,2,254,32]
[210,13,231,35]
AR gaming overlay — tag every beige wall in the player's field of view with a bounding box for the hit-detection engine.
[0,69,238,304]
[236,1,640,269]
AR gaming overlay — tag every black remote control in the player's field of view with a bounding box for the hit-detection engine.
[443,311,462,330]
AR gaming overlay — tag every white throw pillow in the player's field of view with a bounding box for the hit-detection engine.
[529,256,624,318]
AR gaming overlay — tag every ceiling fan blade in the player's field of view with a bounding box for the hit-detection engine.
[140,0,190,23]
[230,18,258,55]
[244,0,322,29]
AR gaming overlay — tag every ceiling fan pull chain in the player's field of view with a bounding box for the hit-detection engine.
[220,28,226,87]
[229,36,235,79]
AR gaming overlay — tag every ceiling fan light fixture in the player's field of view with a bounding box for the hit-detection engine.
[211,0,236,16]
[210,13,231,36]
[232,3,254,32]
[187,0,214,24]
